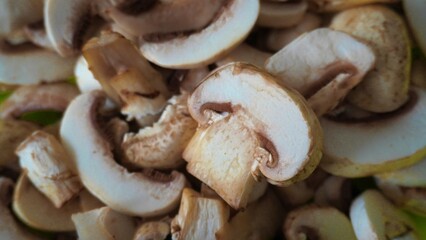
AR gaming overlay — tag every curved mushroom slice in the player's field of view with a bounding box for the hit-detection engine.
[216,190,284,240]
[284,205,357,240]
[216,43,271,68]
[16,131,83,208]
[314,176,352,212]
[60,91,187,217]
[108,0,157,16]
[350,190,419,240]
[257,0,308,28]
[12,173,81,232]
[0,177,41,240]
[171,188,230,240]
[72,207,136,240]
[308,0,400,12]
[265,28,375,116]
[404,1,426,56]
[0,83,79,120]
[376,157,426,188]
[263,13,321,51]
[139,0,259,69]
[330,5,411,113]
[0,0,43,37]
[75,56,102,93]
[134,221,170,240]
[184,63,322,208]
[106,0,227,37]
[0,43,77,85]
[320,87,426,178]
[24,21,54,50]
[122,94,197,169]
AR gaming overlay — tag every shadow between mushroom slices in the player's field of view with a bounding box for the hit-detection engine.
[183,62,322,209]
[60,91,187,217]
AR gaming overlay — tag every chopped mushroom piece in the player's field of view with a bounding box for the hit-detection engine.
[376,156,426,188]
[134,221,170,240]
[265,28,376,116]
[257,0,308,28]
[0,0,43,37]
[179,67,210,93]
[216,43,272,69]
[60,91,187,217]
[74,55,102,93]
[16,131,83,208]
[184,63,322,208]
[24,21,54,50]
[314,175,352,212]
[171,188,230,240]
[72,206,136,240]
[308,0,400,12]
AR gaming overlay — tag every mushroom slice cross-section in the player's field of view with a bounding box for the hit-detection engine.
[265,28,376,116]
[60,91,186,217]
[184,62,322,208]
[139,0,259,69]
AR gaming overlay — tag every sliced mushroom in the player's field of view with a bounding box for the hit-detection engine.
[314,175,352,212]
[216,43,272,68]
[16,131,83,208]
[0,0,44,37]
[411,57,426,88]
[72,206,136,240]
[24,21,54,50]
[257,0,308,28]
[320,87,426,177]
[134,221,170,240]
[139,0,259,68]
[308,0,399,12]
[330,5,411,113]
[265,28,376,116]
[0,83,79,120]
[171,188,230,240]
[376,157,426,188]
[60,91,187,217]
[75,56,102,93]
[122,94,197,169]
[404,0,426,56]
[0,43,77,85]
[78,189,105,212]
[12,173,81,232]
[183,63,322,208]
[179,67,210,93]
[284,205,357,240]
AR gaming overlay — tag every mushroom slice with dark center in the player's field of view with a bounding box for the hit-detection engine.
[60,91,187,217]
[139,0,259,69]
[216,43,272,69]
[183,62,322,209]
[257,0,308,28]
[308,0,400,12]
[0,0,43,38]
[106,0,227,37]
[0,43,77,85]
[122,94,197,169]
[265,28,375,116]
[0,83,79,120]
[134,221,170,240]
[284,205,357,240]
[320,87,426,178]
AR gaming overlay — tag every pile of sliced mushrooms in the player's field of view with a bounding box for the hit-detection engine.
[1,0,426,239]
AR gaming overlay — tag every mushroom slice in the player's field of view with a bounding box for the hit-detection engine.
[263,13,321,51]
[0,83,79,120]
[411,57,426,88]
[16,131,83,208]
[376,157,426,188]
[139,0,259,69]
[308,0,400,12]
[257,0,308,28]
[171,188,230,240]
[79,189,105,212]
[404,0,426,56]
[216,190,284,240]
[265,28,375,116]
[0,43,77,85]
[284,205,357,240]
[350,190,418,240]
[216,43,272,69]
[320,87,426,178]
[330,5,411,113]
[24,21,54,50]
[184,63,322,208]
[75,56,102,93]
[122,94,197,169]
[134,221,170,240]
[106,0,227,37]
[179,67,210,93]
[60,91,186,217]
[0,177,41,240]
[12,173,81,232]
[72,207,136,240]
[314,176,352,212]
[0,0,44,37]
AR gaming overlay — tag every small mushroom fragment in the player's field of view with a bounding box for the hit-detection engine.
[0,43,77,85]
[265,28,375,116]
[0,0,44,38]
[16,131,83,208]
[284,205,357,240]
[72,206,136,240]
[216,43,272,68]
[139,0,259,68]
[179,67,210,93]
[330,5,411,113]
[350,190,419,240]
[12,173,81,232]
[320,87,426,178]
[171,188,230,240]
[0,83,79,120]
[134,221,170,240]
[74,56,102,93]
[24,21,54,50]
[184,63,322,208]
[122,94,197,169]
[4,29,28,46]
[314,175,352,212]
[60,91,186,217]
[263,13,322,51]
[257,0,308,28]
[0,177,41,240]
[216,190,285,240]
[308,0,399,12]
[404,0,426,56]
